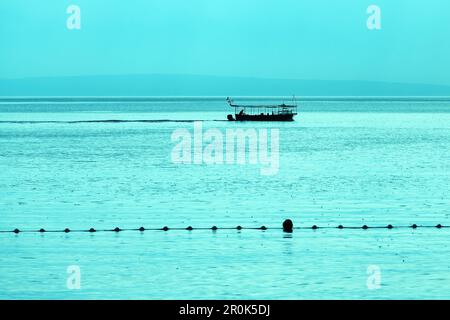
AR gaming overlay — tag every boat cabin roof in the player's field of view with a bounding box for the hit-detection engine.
[227,99,297,109]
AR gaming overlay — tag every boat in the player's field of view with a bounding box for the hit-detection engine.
[226,96,298,121]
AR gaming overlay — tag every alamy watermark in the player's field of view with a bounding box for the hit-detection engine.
[171,122,280,176]
[66,5,81,30]
[366,265,382,290]
[367,5,381,30]
[66,265,81,290]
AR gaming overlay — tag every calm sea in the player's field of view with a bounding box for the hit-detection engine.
[1,97,450,299]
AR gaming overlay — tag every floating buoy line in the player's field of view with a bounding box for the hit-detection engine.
[0,220,448,234]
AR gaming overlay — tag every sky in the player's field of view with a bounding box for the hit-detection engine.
[1,0,450,85]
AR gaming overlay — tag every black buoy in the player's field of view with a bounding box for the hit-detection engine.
[39,228,46,233]
[411,224,418,229]
[282,219,293,233]
[64,228,70,233]
[312,225,318,230]
[113,227,121,232]
[89,228,96,233]
[261,226,267,230]
[186,226,193,231]
[211,226,218,231]
[337,225,344,229]
[387,224,393,229]
[236,225,242,230]
[436,224,442,229]
[13,228,20,234]
[162,226,169,231]
[139,227,145,232]
[362,225,369,230]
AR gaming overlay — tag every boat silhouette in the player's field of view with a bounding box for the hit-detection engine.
[226,97,298,121]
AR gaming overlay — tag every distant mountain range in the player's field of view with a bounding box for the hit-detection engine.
[1,74,450,96]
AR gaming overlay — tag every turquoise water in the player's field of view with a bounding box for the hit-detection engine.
[1,98,450,299]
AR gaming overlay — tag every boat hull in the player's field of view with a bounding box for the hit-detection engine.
[230,113,295,121]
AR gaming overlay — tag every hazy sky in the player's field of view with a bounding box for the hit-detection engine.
[1,0,450,85]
